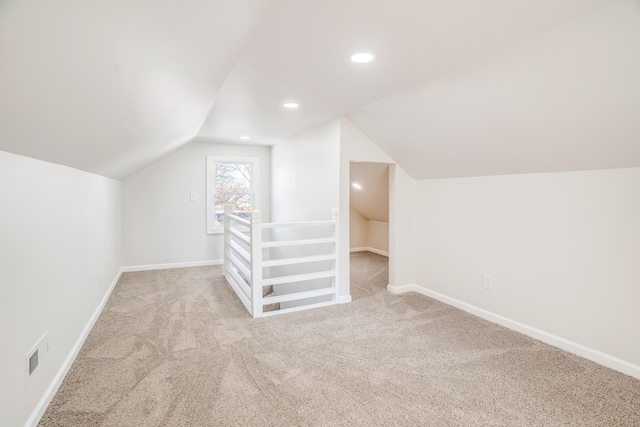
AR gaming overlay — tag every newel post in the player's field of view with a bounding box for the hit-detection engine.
[250,210,263,318]
[331,208,339,300]
[223,205,232,277]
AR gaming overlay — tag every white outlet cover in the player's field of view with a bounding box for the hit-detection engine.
[483,274,493,290]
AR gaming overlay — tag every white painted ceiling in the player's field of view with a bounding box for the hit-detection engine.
[2,0,638,179]
[348,0,640,179]
[0,0,269,178]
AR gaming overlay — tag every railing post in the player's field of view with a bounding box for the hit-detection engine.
[223,205,232,278]
[250,210,263,318]
[331,208,339,302]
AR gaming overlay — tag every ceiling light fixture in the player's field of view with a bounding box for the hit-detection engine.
[283,102,300,109]
[239,136,250,140]
[352,182,362,190]
[349,52,374,64]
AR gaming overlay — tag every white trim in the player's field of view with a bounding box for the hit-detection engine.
[121,259,223,273]
[261,300,336,317]
[338,295,352,304]
[350,247,389,257]
[25,268,124,427]
[387,284,640,380]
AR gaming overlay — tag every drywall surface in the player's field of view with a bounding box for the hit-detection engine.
[350,210,389,254]
[349,207,368,249]
[368,220,389,253]
[122,141,271,266]
[269,121,340,303]
[340,117,415,293]
[414,167,640,367]
[0,151,122,427]
[271,121,340,222]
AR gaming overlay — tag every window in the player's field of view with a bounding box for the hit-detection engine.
[207,156,260,234]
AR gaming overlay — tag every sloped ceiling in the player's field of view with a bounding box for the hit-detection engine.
[0,0,269,178]
[350,162,389,223]
[2,0,638,180]
[348,0,640,179]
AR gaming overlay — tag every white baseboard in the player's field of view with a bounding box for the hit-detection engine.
[387,283,640,380]
[350,247,389,257]
[121,259,223,273]
[338,295,352,304]
[26,268,123,427]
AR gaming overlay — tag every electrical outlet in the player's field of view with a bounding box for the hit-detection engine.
[190,192,197,202]
[99,270,103,285]
[483,274,493,290]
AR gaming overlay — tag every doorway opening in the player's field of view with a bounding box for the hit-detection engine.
[349,161,390,300]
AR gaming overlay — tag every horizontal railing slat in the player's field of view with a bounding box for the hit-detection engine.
[227,265,251,299]
[224,208,339,318]
[262,287,336,304]
[228,251,251,280]
[226,234,250,253]
[262,254,336,267]
[228,238,251,263]
[262,237,336,248]
[262,270,336,286]
[224,271,251,312]
[261,220,335,229]
[261,300,336,317]
[226,214,250,226]
[229,226,250,244]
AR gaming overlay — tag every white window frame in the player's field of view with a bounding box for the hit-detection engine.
[207,155,260,234]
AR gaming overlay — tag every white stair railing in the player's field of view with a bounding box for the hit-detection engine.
[223,206,339,318]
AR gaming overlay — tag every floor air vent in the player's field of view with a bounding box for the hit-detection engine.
[25,331,48,386]
[29,350,39,375]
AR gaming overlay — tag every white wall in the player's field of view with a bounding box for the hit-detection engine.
[271,121,340,222]
[349,213,389,255]
[349,207,368,249]
[0,151,122,427]
[340,117,415,297]
[122,141,271,267]
[414,167,640,368]
[367,220,389,254]
[269,121,340,303]
[271,117,413,300]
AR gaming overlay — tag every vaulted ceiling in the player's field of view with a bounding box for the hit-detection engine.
[1,0,638,179]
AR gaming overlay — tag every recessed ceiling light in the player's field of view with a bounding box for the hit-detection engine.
[283,102,300,109]
[352,182,362,190]
[349,52,374,64]
[240,136,250,140]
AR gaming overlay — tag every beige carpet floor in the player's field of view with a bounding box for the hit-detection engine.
[40,252,640,426]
